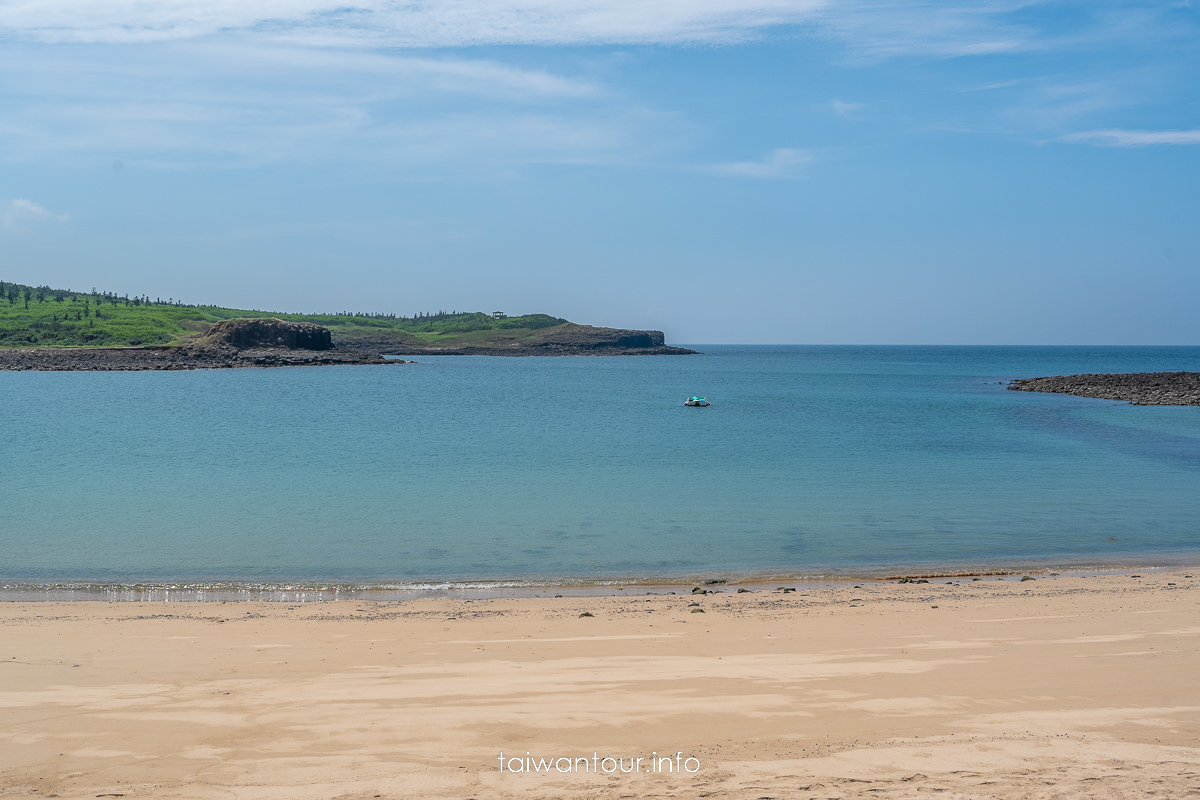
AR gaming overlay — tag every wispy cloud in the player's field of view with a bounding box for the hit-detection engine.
[0,0,1188,59]
[0,0,1077,55]
[1,198,69,230]
[816,0,1038,61]
[960,77,1036,93]
[0,0,1195,174]
[0,44,627,169]
[831,99,864,116]
[1060,128,1200,146]
[0,0,830,46]
[708,148,815,178]
[994,75,1143,133]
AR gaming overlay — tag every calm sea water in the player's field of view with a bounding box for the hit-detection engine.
[2,346,1199,586]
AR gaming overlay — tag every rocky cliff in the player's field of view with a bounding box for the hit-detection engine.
[200,317,333,350]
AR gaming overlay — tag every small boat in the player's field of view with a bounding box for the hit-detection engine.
[684,396,710,407]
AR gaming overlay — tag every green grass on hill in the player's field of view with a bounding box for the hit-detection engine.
[0,280,567,348]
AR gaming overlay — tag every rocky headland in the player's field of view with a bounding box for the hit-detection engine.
[0,318,403,371]
[1008,371,1200,405]
[350,324,699,356]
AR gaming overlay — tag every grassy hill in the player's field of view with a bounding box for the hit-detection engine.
[0,280,567,350]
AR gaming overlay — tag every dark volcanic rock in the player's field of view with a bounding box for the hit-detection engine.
[1007,372,1200,406]
[201,317,332,350]
[0,345,403,371]
[0,319,407,371]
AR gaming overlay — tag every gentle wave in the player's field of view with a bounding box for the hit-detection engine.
[4,551,1198,601]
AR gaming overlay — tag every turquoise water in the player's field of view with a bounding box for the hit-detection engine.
[2,346,1199,584]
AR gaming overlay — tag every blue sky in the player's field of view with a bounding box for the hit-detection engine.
[1,0,1197,344]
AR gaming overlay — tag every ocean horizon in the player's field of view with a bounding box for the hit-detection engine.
[3,345,1198,592]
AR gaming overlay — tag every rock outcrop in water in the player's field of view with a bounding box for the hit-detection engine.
[0,318,404,371]
[1008,372,1200,405]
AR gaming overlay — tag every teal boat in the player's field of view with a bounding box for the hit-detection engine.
[684,396,710,407]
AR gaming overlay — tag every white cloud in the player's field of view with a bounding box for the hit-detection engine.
[1060,128,1200,147]
[1,198,69,230]
[708,148,815,178]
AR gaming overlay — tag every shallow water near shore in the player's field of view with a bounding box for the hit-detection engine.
[2,345,1199,589]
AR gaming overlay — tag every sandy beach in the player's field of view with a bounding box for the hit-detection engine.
[2,570,1198,799]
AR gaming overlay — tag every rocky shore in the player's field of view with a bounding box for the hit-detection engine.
[1008,371,1200,405]
[0,318,405,371]
[0,345,401,371]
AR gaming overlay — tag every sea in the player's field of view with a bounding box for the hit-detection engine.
[2,346,1199,597]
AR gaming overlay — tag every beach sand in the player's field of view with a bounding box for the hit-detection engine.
[2,571,1198,799]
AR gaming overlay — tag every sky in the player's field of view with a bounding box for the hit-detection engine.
[0,0,1197,344]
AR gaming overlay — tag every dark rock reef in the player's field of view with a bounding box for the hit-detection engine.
[351,324,699,356]
[1008,372,1200,406]
[0,318,403,371]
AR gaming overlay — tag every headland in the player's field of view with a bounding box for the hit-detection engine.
[349,323,697,356]
[0,279,696,359]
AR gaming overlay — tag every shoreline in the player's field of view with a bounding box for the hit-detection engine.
[6,551,1199,602]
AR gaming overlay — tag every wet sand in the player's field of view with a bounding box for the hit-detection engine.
[1,570,1198,799]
